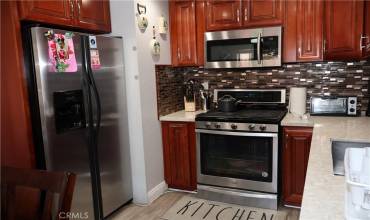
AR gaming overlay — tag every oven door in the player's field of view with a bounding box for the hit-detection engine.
[196,129,278,193]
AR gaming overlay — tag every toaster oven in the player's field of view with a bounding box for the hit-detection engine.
[310,96,357,116]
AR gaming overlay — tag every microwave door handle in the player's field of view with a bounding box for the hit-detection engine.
[257,32,262,64]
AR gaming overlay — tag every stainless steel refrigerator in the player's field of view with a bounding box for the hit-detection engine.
[23,26,132,219]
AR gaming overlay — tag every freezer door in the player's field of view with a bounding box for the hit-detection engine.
[89,36,132,216]
[30,27,95,219]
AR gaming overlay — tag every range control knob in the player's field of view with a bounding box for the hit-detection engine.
[205,122,212,128]
[350,108,355,113]
[350,100,355,104]
[231,124,238,130]
[260,125,267,131]
[248,124,256,130]
[214,123,221,129]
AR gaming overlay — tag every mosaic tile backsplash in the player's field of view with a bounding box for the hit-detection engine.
[156,60,370,117]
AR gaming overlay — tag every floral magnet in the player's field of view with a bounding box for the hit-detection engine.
[45,31,77,72]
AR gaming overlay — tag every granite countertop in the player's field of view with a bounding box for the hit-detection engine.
[281,113,315,127]
[159,110,206,122]
[299,116,370,220]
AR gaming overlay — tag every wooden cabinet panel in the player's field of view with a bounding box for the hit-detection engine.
[162,122,196,191]
[282,127,313,207]
[74,0,111,33]
[17,0,73,25]
[324,1,364,60]
[363,1,370,58]
[244,0,283,27]
[196,1,206,66]
[296,0,323,61]
[282,0,297,63]
[206,0,242,31]
[1,0,35,170]
[283,0,323,63]
[170,1,198,66]
[17,0,111,33]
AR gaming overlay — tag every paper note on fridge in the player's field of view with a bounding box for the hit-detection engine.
[90,49,101,70]
[46,32,77,73]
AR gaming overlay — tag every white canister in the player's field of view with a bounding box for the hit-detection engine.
[289,87,307,116]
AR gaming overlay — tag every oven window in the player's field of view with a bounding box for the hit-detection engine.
[200,133,273,182]
[206,38,258,62]
[261,36,279,60]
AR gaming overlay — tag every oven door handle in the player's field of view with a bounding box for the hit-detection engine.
[195,129,278,138]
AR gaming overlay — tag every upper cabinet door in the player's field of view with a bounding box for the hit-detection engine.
[243,0,283,27]
[74,0,111,33]
[324,1,364,60]
[18,0,73,26]
[363,1,370,58]
[296,0,323,61]
[170,1,197,66]
[206,0,242,31]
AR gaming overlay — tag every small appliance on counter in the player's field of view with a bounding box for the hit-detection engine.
[310,96,358,116]
[184,80,195,112]
[288,87,307,117]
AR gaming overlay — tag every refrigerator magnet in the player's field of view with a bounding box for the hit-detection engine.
[89,36,97,49]
[90,49,101,70]
[46,31,77,73]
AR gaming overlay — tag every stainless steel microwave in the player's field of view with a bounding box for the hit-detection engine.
[204,26,282,68]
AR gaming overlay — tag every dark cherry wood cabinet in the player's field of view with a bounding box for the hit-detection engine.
[282,126,313,207]
[206,0,242,31]
[296,0,323,61]
[74,0,111,33]
[243,0,284,27]
[196,1,206,66]
[17,0,111,33]
[324,0,364,60]
[17,0,73,26]
[205,0,283,31]
[170,1,198,66]
[283,0,323,63]
[161,121,196,191]
[363,1,370,58]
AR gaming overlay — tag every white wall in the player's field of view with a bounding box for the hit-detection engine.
[109,0,171,204]
[135,0,171,195]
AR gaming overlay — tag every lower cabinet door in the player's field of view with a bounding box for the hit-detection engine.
[282,126,313,207]
[162,122,196,191]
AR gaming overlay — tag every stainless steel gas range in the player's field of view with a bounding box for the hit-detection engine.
[195,89,287,210]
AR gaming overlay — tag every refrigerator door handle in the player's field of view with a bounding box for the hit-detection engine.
[81,36,104,220]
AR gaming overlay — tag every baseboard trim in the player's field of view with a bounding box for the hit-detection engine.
[168,188,197,194]
[284,204,301,209]
[147,181,168,204]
